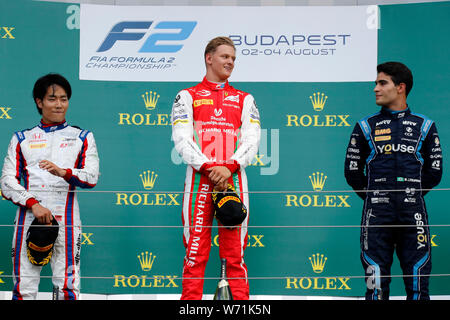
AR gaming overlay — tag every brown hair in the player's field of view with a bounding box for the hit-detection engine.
[204,36,235,59]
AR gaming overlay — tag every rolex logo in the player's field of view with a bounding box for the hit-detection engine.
[286,253,351,290]
[309,253,327,274]
[309,92,328,111]
[137,251,156,272]
[287,91,350,128]
[140,170,158,190]
[285,172,349,208]
[116,170,180,207]
[142,91,160,110]
[118,91,168,126]
[113,251,178,288]
[309,172,327,191]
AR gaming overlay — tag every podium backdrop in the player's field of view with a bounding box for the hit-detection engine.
[0,0,449,297]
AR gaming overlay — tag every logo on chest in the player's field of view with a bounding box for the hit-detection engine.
[193,99,214,107]
[224,94,239,103]
[29,133,47,149]
[60,137,77,149]
[376,143,415,154]
[374,128,391,135]
[214,108,222,117]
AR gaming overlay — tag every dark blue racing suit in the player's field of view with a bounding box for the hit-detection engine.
[344,107,442,300]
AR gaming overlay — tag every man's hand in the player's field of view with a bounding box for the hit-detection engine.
[39,160,66,177]
[214,180,228,192]
[31,203,53,224]
[207,166,231,192]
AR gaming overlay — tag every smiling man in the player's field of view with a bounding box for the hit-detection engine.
[1,73,100,299]
[344,62,443,300]
[171,36,261,300]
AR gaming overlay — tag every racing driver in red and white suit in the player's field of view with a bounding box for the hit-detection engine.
[171,37,261,300]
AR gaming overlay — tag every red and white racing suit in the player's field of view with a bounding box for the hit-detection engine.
[171,77,261,300]
[1,120,99,300]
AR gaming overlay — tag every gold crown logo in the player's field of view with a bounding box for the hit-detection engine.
[309,253,327,274]
[140,170,158,190]
[142,91,160,110]
[309,172,327,191]
[137,251,156,272]
[309,92,328,111]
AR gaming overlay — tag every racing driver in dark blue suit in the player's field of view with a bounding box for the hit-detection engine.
[344,62,443,300]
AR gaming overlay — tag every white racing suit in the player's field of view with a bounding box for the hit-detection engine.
[1,121,99,300]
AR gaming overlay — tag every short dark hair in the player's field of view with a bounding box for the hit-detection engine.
[32,73,72,114]
[377,62,413,97]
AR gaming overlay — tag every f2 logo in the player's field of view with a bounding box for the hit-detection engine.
[97,21,197,53]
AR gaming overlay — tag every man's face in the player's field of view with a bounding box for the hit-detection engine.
[36,84,69,124]
[206,44,236,82]
[374,72,405,107]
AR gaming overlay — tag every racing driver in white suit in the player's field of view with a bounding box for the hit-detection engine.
[1,73,99,300]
